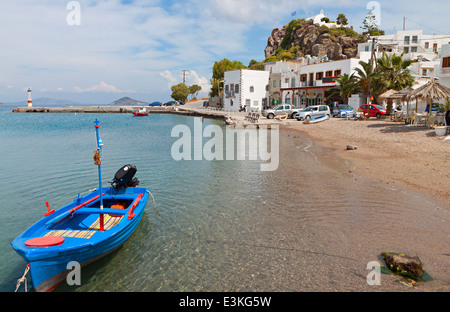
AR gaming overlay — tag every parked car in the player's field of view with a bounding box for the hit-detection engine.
[359,104,387,119]
[203,101,208,107]
[262,104,304,119]
[295,105,331,121]
[163,101,177,106]
[333,104,355,118]
[148,101,162,106]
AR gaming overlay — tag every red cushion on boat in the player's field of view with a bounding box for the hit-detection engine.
[25,236,65,247]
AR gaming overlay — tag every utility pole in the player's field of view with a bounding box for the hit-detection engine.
[403,17,406,31]
[366,37,377,118]
[182,70,188,85]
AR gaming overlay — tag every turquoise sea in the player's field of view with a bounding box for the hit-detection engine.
[0,105,449,292]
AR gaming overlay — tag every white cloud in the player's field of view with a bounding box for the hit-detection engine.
[74,81,134,93]
[160,70,178,90]
[1,0,450,103]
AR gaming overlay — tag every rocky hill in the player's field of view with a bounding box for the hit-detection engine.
[264,19,365,61]
[111,97,148,105]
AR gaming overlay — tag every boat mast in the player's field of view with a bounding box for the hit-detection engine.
[94,118,104,231]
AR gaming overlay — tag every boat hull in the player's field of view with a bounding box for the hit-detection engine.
[11,187,149,292]
[305,114,329,124]
[133,111,149,116]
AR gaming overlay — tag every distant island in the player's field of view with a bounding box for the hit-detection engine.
[111,97,149,105]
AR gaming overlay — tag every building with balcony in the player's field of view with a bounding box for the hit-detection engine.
[278,58,366,108]
[223,69,269,112]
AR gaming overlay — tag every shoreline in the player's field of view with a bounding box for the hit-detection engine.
[12,104,450,205]
[284,118,450,206]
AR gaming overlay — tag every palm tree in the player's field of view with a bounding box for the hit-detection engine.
[376,51,416,92]
[354,60,383,103]
[328,73,360,103]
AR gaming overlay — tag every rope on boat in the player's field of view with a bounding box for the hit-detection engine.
[146,190,158,216]
[93,150,101,165]
[15,264,30,292]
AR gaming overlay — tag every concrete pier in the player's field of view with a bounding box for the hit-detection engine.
[12,101,298,128]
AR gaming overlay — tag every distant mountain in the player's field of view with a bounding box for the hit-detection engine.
[111,97,148,105]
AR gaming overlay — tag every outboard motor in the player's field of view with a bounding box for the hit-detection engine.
[109,164,140,191]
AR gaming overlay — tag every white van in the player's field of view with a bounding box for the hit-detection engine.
[295,105,331,121]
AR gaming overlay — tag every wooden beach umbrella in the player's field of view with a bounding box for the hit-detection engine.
[404,79,450,127]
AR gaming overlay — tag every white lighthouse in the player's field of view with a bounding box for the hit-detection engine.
[27,88,32,107]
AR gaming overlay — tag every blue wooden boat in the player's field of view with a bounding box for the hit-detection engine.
[304,114,329,124]
[11,120,152,292]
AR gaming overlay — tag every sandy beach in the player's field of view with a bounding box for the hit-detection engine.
[285,118,450,205]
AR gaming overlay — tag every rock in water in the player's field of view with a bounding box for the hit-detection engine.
[382,252,423,277]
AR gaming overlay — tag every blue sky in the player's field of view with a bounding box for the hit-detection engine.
[0,0,448,104]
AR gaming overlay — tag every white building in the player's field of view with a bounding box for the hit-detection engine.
[358,30,450,61]
[277,58,368,111]
[435,43,450,89]
[223,69,270,112]
[306,9,338,28]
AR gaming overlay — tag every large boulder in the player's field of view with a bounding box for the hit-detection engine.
[382,252,423,277]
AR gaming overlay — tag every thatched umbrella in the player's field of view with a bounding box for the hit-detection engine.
[404,79,450,127]
[378,89,397,114]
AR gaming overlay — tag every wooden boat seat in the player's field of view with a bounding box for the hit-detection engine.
[45,214,123,239]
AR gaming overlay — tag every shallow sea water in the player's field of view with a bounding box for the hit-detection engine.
[0,108,448,292]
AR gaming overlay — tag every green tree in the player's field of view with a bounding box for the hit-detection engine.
[171,83,190,102]
[210,58,246,97]
[376,52,416,92]
[361,11,385,36]
[188,84,202,100]
[328,73,360,104]
[354,60,384,103]
[336,13,348,26]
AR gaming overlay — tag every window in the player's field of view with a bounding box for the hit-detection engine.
[300,74,307,82]
[326,70,333,77]
[433,43,438,52]
[425,42,429,49]
[273,80,277,87]
[422,69,428,76]
[316,72,324,80]
[291,78,295,87]
[285,78,289,84]
[365,46,370,52]
[245,99,251,106]
[411,46,418,53]
[442,56,450,68]
[334,70,341,77]
[404,36,410,45]
[235,84,239,93]
[249,86,254,93]
[412,36,418,43]
[404,47,409,53]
